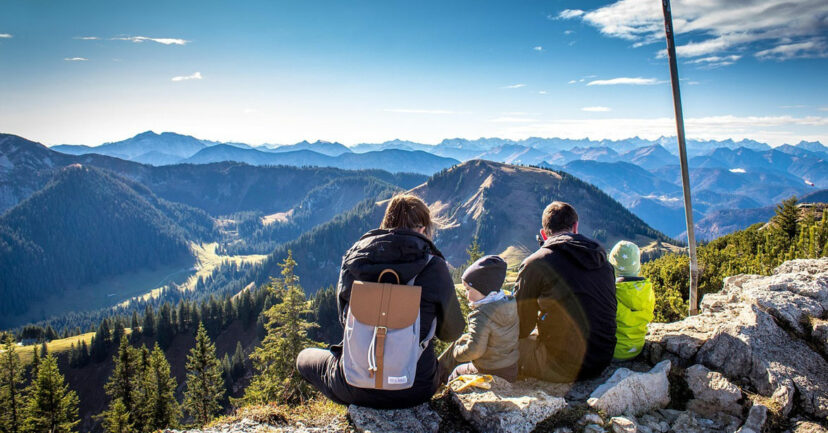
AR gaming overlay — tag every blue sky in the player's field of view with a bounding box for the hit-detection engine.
[1,0,826,146]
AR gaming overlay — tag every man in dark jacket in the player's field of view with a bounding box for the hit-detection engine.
[515,201,617,382]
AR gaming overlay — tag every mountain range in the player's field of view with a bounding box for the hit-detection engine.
[46,131,828,239]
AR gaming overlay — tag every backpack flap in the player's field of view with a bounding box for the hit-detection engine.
[349,280,421,327]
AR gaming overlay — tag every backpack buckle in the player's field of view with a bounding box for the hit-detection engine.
[376,326,387,336]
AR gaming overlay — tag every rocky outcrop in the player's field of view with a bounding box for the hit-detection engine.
[645,258,828,419]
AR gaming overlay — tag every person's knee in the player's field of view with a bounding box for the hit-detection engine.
[295,348,317,380]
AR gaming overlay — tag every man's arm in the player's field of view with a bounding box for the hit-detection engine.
[514,258,544,338]
[336,264,354,326]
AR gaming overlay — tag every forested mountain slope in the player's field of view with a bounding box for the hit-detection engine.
[0,165,213,324]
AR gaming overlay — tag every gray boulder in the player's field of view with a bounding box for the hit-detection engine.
[586,360,671,416]
[348,403,440,433]
[734,404,767,433]
[450,375,567,433]
[684,364,743,417]
[609,416,639,433]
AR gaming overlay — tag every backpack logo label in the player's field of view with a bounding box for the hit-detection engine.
[388,376,408,384]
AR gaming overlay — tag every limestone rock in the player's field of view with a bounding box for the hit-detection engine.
[610,416,638,433]
[669,412,720,433]
[586,360,671,416]
[451,375,567,433]
[734,404,767,433]
[583,424,606,433]
[792,420,828,433]
[578,413,604,426]
[684,364,742,416]
[645,258,828,419]
[348,403,440,433]
[639,413,669,433]
[811,317,828,356]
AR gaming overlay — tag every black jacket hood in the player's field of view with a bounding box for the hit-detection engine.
[542,233,607,271]
[342,228,445,283]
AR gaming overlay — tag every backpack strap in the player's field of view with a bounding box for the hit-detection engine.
[419,318,437,356]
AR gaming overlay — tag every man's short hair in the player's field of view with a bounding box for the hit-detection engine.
[542,201,578,235]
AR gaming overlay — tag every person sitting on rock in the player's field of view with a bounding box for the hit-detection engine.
[515,201,617,382]
[438,255,520,383]
[608,240,655,360]
[295,194,465,409]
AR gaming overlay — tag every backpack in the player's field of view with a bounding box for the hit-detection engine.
[342,257,436,390]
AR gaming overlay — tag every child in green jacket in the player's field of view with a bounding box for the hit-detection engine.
[609,241,655,360]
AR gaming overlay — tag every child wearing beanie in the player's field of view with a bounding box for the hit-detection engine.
[609,241,656,360]
[438,255,520,382]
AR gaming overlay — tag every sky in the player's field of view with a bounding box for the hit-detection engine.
[1,0,826,147]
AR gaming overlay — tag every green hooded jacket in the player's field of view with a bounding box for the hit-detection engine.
[614,276,655,360]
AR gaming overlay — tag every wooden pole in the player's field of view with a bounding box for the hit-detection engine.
[661,0,700,315]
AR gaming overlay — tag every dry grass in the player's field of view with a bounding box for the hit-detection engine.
[209,399,349,430]
[124,242,267,304]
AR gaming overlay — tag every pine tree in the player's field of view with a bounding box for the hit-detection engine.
[156,303,175,350]
[0,334,25,433]
[466,236,484,263]
[244,251,318,405]
[100,399,132,433]
[100,336,140,431]
[143,344,180,431]
[142,305,155,337]
[774,196,799,241]
[22,355,79,433]
[183,323,225,426]
[230,342,245,380]
[29,347,40,379]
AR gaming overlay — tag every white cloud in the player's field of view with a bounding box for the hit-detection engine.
[564,30,575,35]
[586,77,663,86]
[74,36,99,40]
[171,72,202,81]
[756,39,828,60]
[383,108,456,115]
[572,0,828,61]
[0,33,12,38]
[533,46,544,51]
[568,80,577,84]
[687,54,742,68]
[490,116,535,123]
[582,106,612,112]
[538,90,548,95]
[64,57,88,61]
[503,83,526,89]
[729,168,747,173]
[557,9,585,19]
[113,36,189,45]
